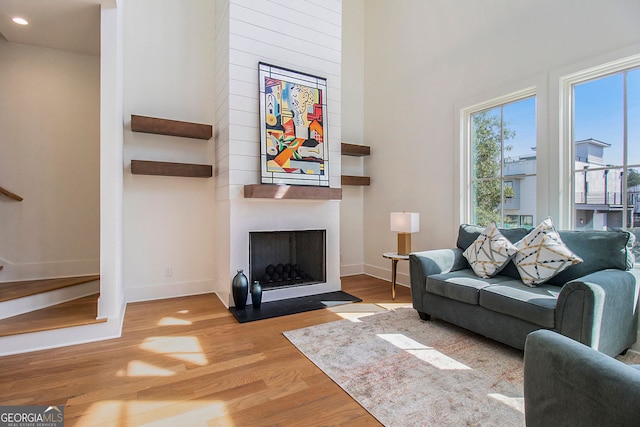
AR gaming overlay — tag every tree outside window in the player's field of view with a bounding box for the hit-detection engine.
[470,96,536,228]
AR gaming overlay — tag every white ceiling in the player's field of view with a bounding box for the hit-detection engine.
[0,0,102,56]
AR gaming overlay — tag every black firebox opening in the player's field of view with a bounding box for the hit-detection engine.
[249,229,326,290]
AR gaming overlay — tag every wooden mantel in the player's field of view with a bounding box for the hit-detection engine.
[244,184,342,200]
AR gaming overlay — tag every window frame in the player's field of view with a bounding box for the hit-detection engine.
[559,54,640,230]
[459,87,537,227]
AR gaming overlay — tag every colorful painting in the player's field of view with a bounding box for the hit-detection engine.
[259,62,329,186]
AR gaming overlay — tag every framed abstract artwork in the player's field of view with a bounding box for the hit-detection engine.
[258,62,329,186]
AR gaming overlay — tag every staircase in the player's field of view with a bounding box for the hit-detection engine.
[0,275,104,337]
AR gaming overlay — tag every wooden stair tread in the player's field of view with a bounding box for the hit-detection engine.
[0,294,104,337]
[0,275,100,303]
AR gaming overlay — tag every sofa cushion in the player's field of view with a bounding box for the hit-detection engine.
[463,223,519,278]
[457,224,530,251]
[457,224,530,280]
[479,281,560,328]
[514,218,583,287]
[547,230,635,285]
[427,270,513,305]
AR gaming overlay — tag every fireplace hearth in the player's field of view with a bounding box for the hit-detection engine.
[249,230,326,290]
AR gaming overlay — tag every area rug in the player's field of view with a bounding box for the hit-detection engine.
[283,307,525,426]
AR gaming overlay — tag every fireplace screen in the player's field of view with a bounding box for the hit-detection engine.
[249,230,326,290]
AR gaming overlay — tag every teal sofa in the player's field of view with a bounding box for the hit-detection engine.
[409,224,639,356]
[524,329,640,426]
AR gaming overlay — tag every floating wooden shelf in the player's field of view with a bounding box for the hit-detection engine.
[131,160,213,178]
[341,175,370,186]
[131,115,213,140]
[341,143,371,186]
[341,142,370,156]
[244,184,342,200]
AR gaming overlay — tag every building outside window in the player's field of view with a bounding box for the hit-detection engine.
[572,68,640,237]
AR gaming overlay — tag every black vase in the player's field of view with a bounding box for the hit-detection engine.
[251,281,263,309]
[232,269,248,309]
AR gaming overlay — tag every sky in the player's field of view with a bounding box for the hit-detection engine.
[574,69,640,166]
[495,67,639,165]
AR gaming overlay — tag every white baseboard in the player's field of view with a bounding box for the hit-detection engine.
[0,280,100,320]
[363,263,410,288]
[340,263,364,277]
[125,279,215,303]
[0,257,99,282]
[215,291,230,309]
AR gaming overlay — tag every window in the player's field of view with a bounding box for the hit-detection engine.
[504,181,514,198]
[505,214,519,228]
[469,95,537,228]
[571,67,640,239]
[521,215,534,227]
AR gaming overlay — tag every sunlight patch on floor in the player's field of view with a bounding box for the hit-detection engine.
[488,393,525,413]
[378,333,471,370]
[116,360,184,377]
[75,400,233,427]
[139,336,208,366]
[329,303,387,322]
[376,302,412,310]
[158,317,193,326]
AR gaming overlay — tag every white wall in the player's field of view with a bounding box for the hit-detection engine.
[0,40,100,282]
[122,0,217,301]
[362,0,640,287]
[340,0,366,276]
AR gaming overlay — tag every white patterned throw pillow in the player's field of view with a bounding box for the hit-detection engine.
[514,217,583,287]
[463,223,519,279]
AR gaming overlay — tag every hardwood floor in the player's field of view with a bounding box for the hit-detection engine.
[0,275,412,427]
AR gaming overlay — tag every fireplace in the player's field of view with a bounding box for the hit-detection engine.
[249,230,326,290]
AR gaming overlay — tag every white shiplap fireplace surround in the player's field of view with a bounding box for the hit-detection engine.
[213,0,343,307]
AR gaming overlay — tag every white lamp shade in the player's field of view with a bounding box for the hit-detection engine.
[390,212,420,233]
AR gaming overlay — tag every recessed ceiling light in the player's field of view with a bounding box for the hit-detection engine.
[12,17,29,26]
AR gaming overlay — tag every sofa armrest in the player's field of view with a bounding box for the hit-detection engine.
[524,329,640,427]
[409,249,468,313]
[556,269,639,356]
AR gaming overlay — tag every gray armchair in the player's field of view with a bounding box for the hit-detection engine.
[523,329,640,426]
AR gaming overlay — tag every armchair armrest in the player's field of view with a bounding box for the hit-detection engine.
[524,329,640,427]
[556,269,639,356]
[409,249,468,313]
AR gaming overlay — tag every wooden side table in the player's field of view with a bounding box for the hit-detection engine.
[382,252,410,300]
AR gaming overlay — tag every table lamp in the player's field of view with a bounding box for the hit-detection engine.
[390,212,420,255]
